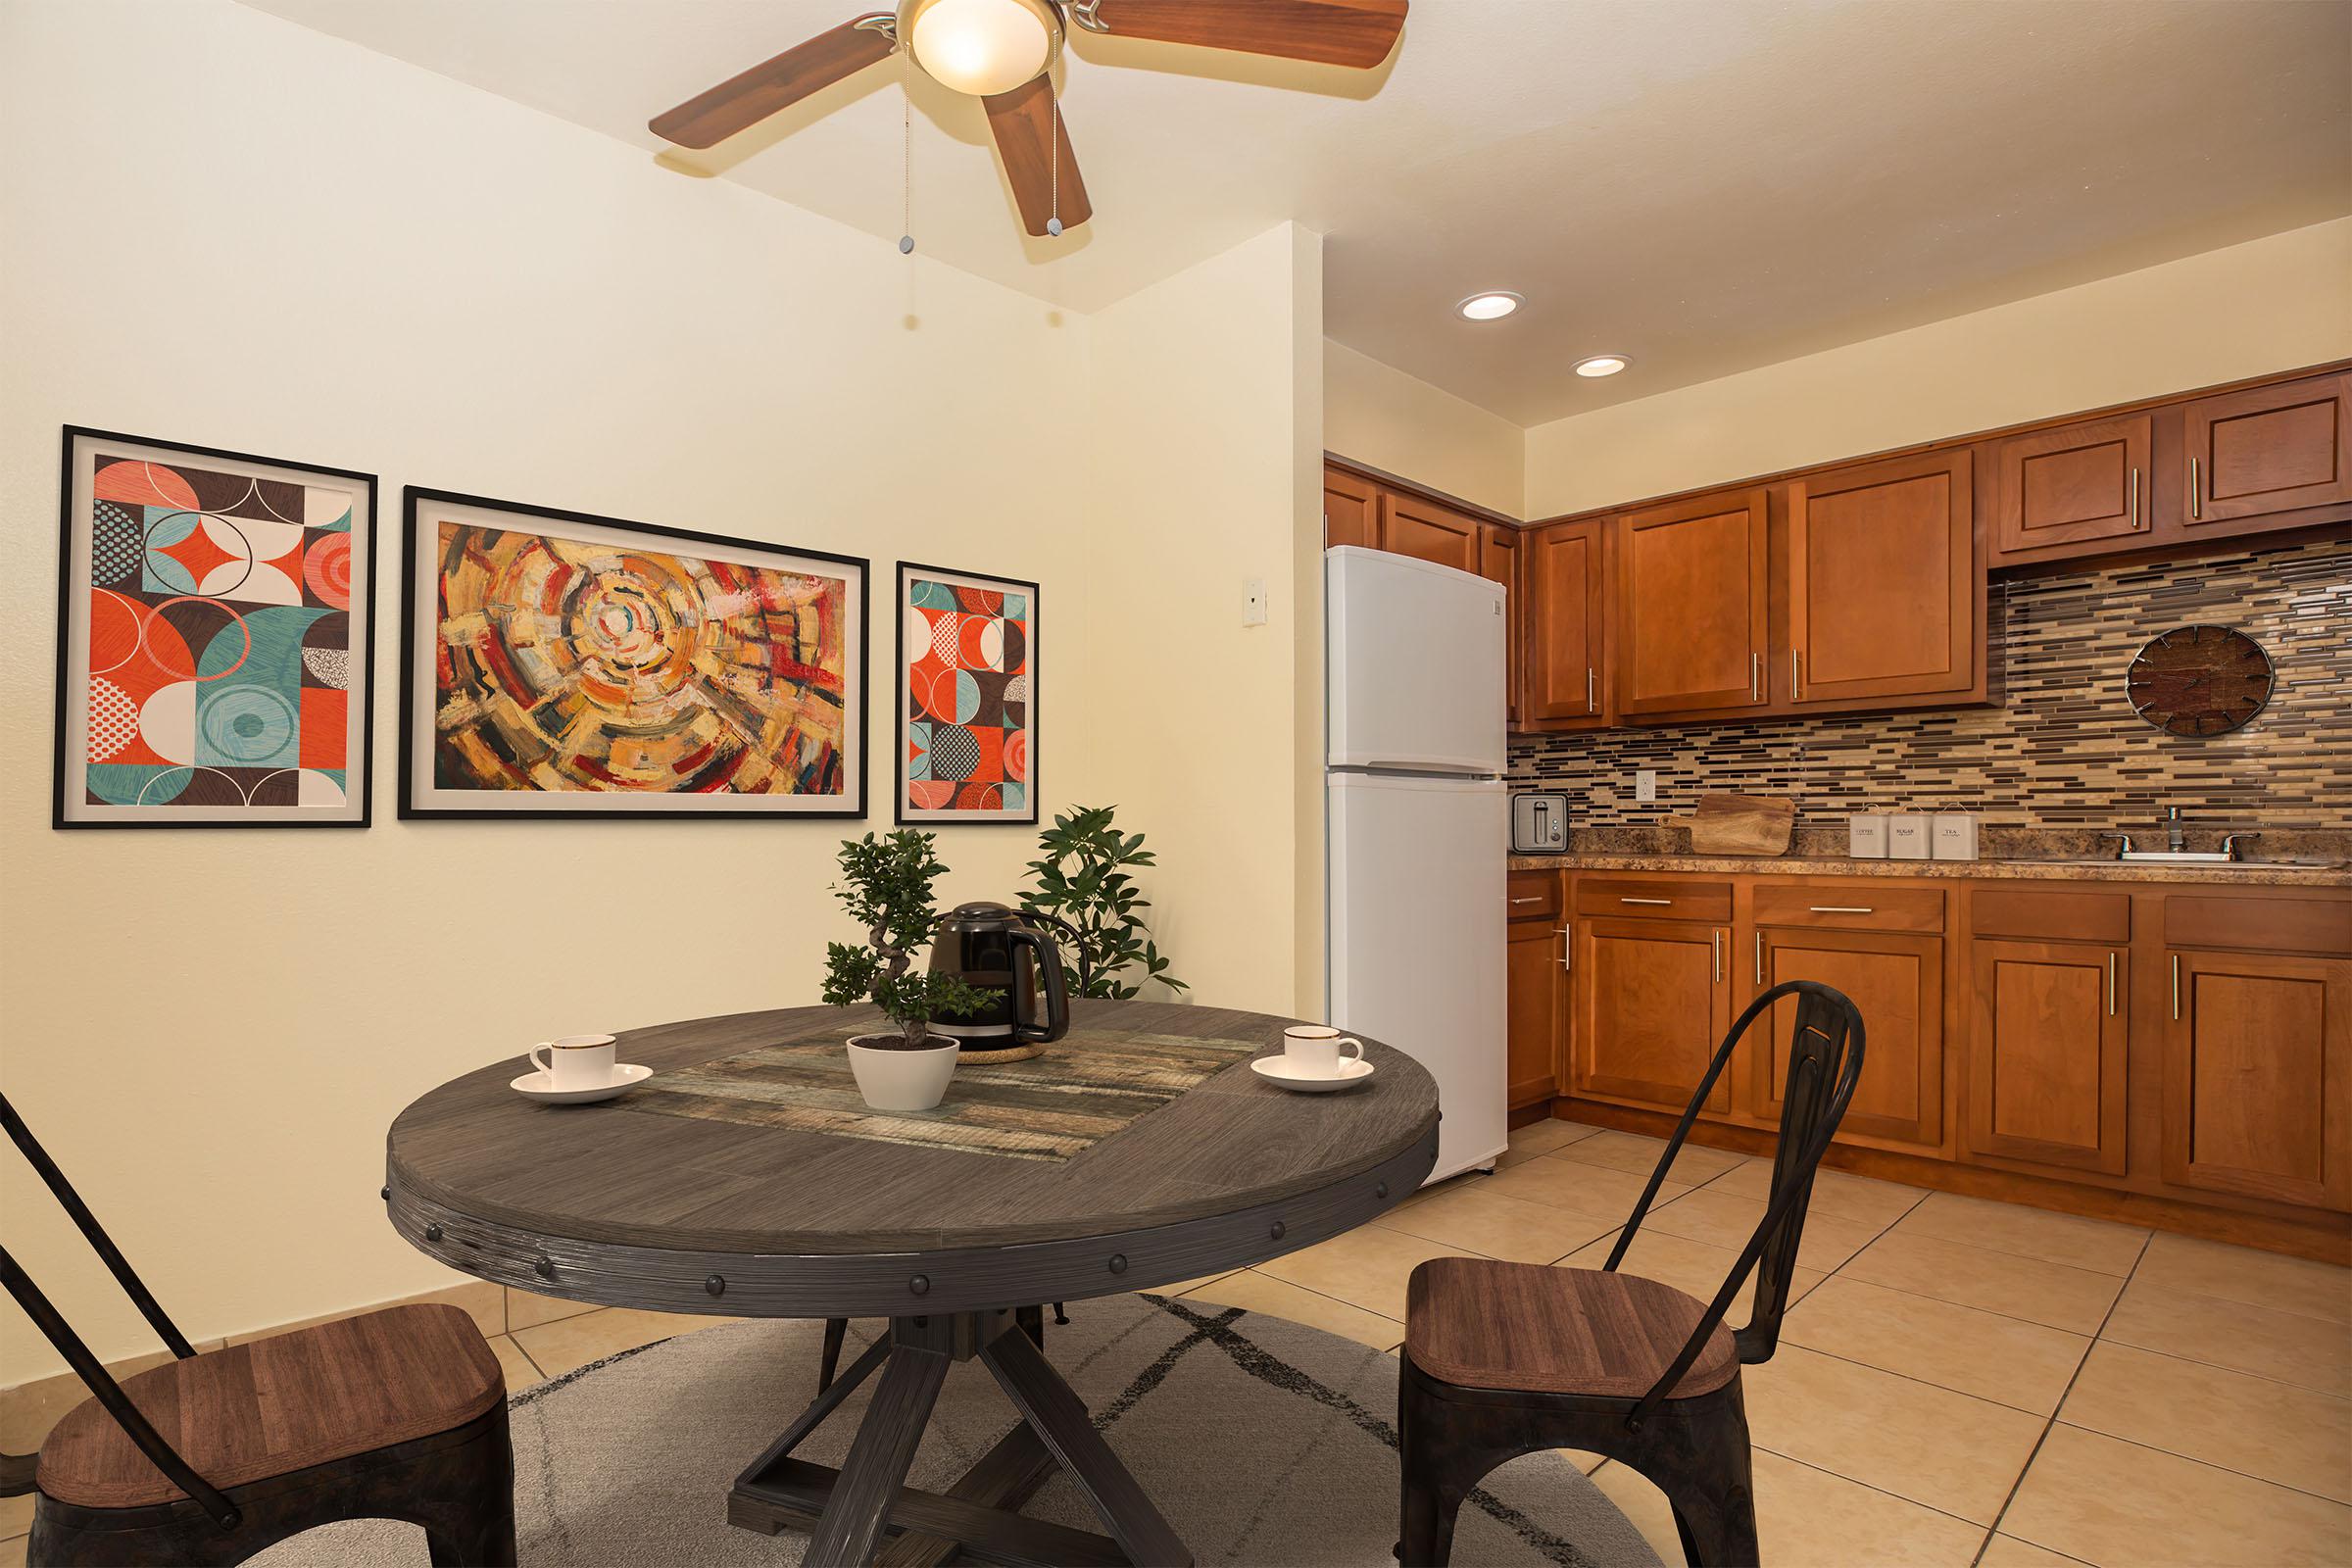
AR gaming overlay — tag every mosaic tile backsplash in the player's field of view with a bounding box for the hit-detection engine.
[1509,535,2351,830]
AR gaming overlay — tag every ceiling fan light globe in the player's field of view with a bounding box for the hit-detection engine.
[901,0,1061,97]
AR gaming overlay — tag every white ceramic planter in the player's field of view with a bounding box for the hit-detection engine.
[845,1034,958,1111]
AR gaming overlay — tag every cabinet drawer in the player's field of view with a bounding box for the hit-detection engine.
[1506,871,1562,922]
[1754,883,1945,933]
[2165,895,2352,956]
[1575,878,1733,922]
[1972,887,2131,944]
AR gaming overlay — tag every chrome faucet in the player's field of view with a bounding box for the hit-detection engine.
[2166,806,2187,854]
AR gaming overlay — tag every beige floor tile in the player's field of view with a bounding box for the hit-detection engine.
[2002,1424,2352,1568]
[1740,1346,2044,1523]
[1148,1269,1238,1296]
[2102,1277,2351,1397]
[1253,1225,1466,1321]
[1373,1182,1619,1265]
[1176,1270,1403,1351]
[1548,1128,1751,1186]
[1559,1229,1826,1329]
[1483,1154,1690,1219]
[1894,1192,2146,1276]
[509,1306,737,1378]
[1780,1276,2090,1414]
[0,1531,22,1566]
[1639,1188,1886,1273]
[1585,1461,1687,1565]
[1507,1116,1599,1157]
[1976,1535,2093,1567]
[1705,1159,1930,1227]
[2132,1232,2352,1326]
[1841,1231,2124,1336]
[2060,1340,2352,1501]
[505,1285,602,1332]
[0,1341,222,1451]
[487,1333,546,1392]
[0,1491,28,1542]
[1752,1450,1986,1567]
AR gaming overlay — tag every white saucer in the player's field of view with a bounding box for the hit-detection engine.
[511,1063,653,1104]
[1250,1055,1376,1094]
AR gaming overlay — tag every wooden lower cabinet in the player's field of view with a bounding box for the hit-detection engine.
[1506,914,1565,1111]
[1966,939,2128,1175]
[1753,926,1943,1148]
[2162,948,2352,1211]
[1572,917,1733,1115]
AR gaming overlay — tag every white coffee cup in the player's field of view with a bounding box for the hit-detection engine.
[1282,1025,1364,1078]
[528,1034,618,1091]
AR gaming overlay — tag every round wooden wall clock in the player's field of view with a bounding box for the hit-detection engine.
[2126,624,2274,737]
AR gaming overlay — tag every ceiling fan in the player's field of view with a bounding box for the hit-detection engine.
[649,0,1409,238]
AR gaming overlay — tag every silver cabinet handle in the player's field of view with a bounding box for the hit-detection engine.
[1587,667,1597,714]
[2190,457,2201,519]
[1753,930,1763,985]
[1750,652,1762,702]
[1809,906,1874,914]
[1712,929,1723,985]
[2172,953,2180,1019]
[2107,952,2117,1016]
[1620,897,1673,906]
[2129,466,2139,529]
[1509,896,1544,905]
[1558,924,1571,972]
[1791,649,1802,701]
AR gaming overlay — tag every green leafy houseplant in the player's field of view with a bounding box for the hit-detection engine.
[1023,806,1188,1001]
[821,830,989,1047]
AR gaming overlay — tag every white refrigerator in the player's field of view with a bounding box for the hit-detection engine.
[1325,546,1508,1183]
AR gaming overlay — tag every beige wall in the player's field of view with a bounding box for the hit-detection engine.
[0,0,1087,1383]
[1524,217,2352,518]
[1082,225,1326,1022]
[1323,340,1523,518]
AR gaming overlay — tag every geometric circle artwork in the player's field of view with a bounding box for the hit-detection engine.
[57,429,370,827]
[898,563,1037,824]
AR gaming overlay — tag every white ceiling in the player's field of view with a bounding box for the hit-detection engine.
[242,0,2351,425]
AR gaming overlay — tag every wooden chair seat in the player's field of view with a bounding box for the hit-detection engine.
[1404,1257,1740,1400]
[36,1304,504,1509]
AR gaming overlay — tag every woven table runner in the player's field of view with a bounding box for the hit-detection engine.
[619,1023,1260,1163]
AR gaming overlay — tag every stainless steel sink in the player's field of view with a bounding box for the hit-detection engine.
[2023,857,2341,870]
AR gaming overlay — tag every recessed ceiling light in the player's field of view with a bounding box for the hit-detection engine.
[1456,292,1524,321]
[1574,354,1632,377]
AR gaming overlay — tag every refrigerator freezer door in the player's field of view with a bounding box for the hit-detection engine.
[1326,546,1506,774]
[1327,770,1508,1182]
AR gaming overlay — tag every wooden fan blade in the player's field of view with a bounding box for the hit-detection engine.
[649,17,897,149]
[1082,0,1408,70]
[984,78,1092,237]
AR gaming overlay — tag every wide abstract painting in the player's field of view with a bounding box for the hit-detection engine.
[402,490,865,818]
[897,562,1037,825]
[54,428,375,828]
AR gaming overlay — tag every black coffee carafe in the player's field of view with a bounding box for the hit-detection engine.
[927,903,1072,1051]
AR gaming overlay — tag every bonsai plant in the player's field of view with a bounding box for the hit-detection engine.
[1022,806,1188,1001]
[821,830,988,1110]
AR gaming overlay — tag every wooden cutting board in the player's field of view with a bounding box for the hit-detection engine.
[1669,793,1795,857]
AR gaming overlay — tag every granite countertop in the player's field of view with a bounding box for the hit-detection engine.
[1506,852,2351,887]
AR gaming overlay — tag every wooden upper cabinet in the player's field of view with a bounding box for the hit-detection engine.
[2162,949,2352,1211]
[2180,372,2352,526]
[1478,524,1523,726]
[1379,491,1483,572]
[1615,487,1769,716]
[1966,938,2128,1175]
[1786,450,1977,707]
[1524,519,1608,728]
[1989,413,2153,559]
[1323,465,1379,550]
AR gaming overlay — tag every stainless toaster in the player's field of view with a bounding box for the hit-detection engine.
[1510,791,1569,854]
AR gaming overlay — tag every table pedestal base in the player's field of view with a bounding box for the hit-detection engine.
[729,1307,1193,1568]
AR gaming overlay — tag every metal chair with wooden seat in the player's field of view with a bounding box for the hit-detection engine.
[1,1097,516,1567]
[1396,980,1865,1568]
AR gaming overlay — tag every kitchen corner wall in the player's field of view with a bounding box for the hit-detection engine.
[1323,340,1523,518]
[1512,535,2352,830]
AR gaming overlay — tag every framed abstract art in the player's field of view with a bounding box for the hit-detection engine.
[53,427,376,828]
[896,561,1038,825]
[400,489,867,819]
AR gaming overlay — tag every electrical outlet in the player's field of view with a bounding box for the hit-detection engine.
[1242,577,1267,627]
[1636,769,1658,803]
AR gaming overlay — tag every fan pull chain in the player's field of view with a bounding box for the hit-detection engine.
[1046,85,1063,237]
[898,97,915,255]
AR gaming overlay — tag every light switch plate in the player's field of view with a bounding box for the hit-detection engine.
[1635,769,1657,803]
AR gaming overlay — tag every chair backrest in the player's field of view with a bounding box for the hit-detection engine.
[1600,980,1865,1428]
[1,1096,241,1528]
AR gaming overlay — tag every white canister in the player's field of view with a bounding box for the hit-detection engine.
[1886,815,1932,860]
[1932,813,1980,861]
[1848,814,1889,858]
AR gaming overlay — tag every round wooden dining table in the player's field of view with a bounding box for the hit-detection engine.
[384,999,1439,1567]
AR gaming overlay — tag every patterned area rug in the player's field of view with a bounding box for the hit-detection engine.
[253,1293,1660,1567]
[619,1025,1263,1162]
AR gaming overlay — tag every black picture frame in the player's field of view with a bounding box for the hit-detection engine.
[53,425,379,830]
[398,487,869,821]
[895,559,1041,827]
